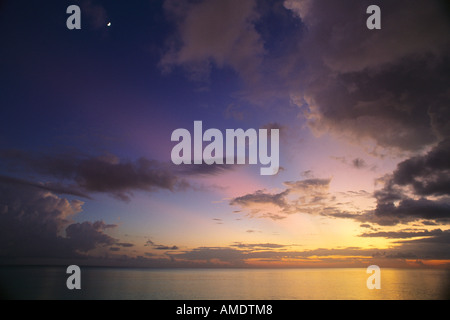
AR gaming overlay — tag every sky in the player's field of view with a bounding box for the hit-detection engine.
[0,0,449,268]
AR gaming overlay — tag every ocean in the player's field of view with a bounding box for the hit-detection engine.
[0,266,449,300]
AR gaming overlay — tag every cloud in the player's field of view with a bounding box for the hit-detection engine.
[157,0,450,154]
[165,235,450,266]
[396,229,450,244]
[230,242,288,249]
[230,189,291,220]
[115,242,134,248]
[372,198,450,226]
[171,247,247,266]
[327,198,450,227]
[0,182,82,241]
[0,174,91,199]
[65,221,117,252]
[283,178,331,192]
[360,229,445,239]
[230,178,334,220]
[361,140,450,226]
[388,230,450,260]
[323,140,450,226]
[63,157,179,201]
[160,0,264,83]
[286,0,450,73]
[261,122,287,137]
[284,0,450,151]
[0,182,120,262]
[331,156,371,170]
[1,149,243,201]
[168,242,450,267]
[352,158,367,169]
[158,0,450,154]
[301,55,450,151]
[145,239,179,251]
[0,151,186,201]
[390,139,450,197]
[230,189,289,209]
[174,160,237,176]
[154,245,179,251]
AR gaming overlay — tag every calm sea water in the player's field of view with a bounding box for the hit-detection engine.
[0,267,449,300]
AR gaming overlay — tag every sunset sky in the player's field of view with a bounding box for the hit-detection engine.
[0,0,449,268]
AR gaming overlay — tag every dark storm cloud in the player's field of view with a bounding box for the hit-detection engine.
[372,198,450,226]
[389,230,450,260]
[322,139,450,226]
[71,157,180,200]
[0,182,81,259]
[422,221,439,226]
[65,221,117,252]
[327,197,450,227]
[0,182,119,261]
[0,174,91,199]
[116,242,135,248]
[284,0,450,151]
[391,139,450,196]
[302,54,450,151]
[0,149,240,201]
[352,140,450,226]
[397,229,450,244]
[0,151,185,201]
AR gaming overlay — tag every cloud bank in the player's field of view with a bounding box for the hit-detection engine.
[0,182,117,262]
[286,0,450,151]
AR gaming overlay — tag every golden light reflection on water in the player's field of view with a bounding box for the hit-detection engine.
[1,267,449,299]
[143,268,450,300]
[275,268,449,300]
